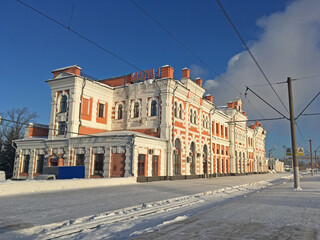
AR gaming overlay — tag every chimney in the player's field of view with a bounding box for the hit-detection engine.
[255,121,259,126]
[205,95,214,103]
[196,77,203,87]
[242,112,246,116]
[182,67,190,78]
[160,65,174,79]
[250,125,255,129]
[259,123,262,127]
[227,102,234,109]
[52,65,82,78]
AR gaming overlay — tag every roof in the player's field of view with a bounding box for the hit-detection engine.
[73,130,167,142]
[52,65,82,72]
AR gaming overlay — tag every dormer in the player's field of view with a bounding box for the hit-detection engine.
[52,65,82,78]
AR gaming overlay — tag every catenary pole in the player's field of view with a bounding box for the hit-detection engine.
[310,139,313,176]
[287,77,301,189]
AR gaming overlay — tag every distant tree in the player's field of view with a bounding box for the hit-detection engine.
[0,107,38,179]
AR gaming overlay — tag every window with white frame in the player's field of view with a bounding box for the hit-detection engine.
[98,103,104,118]
[151,100,157,116]
[58,121,66,135]
[133,102,139,118]
[118,104,123,119]
[179,103,183,119]
[60,95,67,113]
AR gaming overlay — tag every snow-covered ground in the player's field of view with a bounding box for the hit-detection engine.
[0,177,137,197]
[136,174,320,240]
[0,173,299,239]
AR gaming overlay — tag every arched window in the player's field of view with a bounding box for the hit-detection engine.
[203,145,208,174]
[174,138,181,175]
[203,115,205,128]
[190,142,196,174]
[179,103,182,119]
[134,102,139,118]
[190,109,193,123]
[194,110,197,124]
[118,104,123,119]
[174,102,177,117]
[60,95,67,113]
[151,100,157,116]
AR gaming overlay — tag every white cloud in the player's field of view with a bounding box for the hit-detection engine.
[206,0,320,126]
[189,64,209,79]
[203,79,219,92]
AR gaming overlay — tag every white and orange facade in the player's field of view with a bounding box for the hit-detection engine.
[13,65,268,180]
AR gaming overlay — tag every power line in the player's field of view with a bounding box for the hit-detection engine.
[128,0,242,95]
[68,0,75,28]
[295,74,320,80]
[245,87,289,120]
[227,117,285,123]
[16,0,143,72]
[295,91,320,120]
[302,112,320,116]
[295,122,306,143]
[247,81,286,88]
[129,0,271,124]
[248,77,320,88]
[242,95,265,119]
[216,0,289,115]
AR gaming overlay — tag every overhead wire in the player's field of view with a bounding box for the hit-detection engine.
[245,87,289,120]
[248,76,320,88]
[16,0,143,72]
[301,112,320,116]
[216,0,289,116]
[295,74,320,80]
[128,0,242,95]
[227,117,285,123]
[129,0,272,126]
[67,0,75,28]
[295,91,320,120]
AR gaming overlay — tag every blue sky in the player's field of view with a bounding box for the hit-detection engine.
[1,0,319,159]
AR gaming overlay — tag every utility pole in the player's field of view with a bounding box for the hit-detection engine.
[309,139,313,176]
[287,77,301,189]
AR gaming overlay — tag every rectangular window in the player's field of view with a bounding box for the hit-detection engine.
[58,121,66,135]
[216,123,219,135]
[76,154,85,166]
[82,98,89,115]
[212,121,215,134]
[225,127,228,138]
[22,155,30,173]
[138,154,146,176]
[98,103,104,118]
[221,125,224,137]
[94,154,104,176]
[152,155,159,176]
[36,154,44,173]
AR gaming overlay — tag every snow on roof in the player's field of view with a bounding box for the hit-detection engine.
[74,130,167,141]
[52,65,82,72]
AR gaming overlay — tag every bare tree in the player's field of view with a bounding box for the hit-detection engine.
[0,107,38,178]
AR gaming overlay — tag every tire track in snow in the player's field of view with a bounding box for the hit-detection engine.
[31,180,277,239]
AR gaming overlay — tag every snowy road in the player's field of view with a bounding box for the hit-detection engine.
[135,174,320,240]
[0,173,294,239]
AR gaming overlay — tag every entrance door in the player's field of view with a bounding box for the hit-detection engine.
[110,153,126,177]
